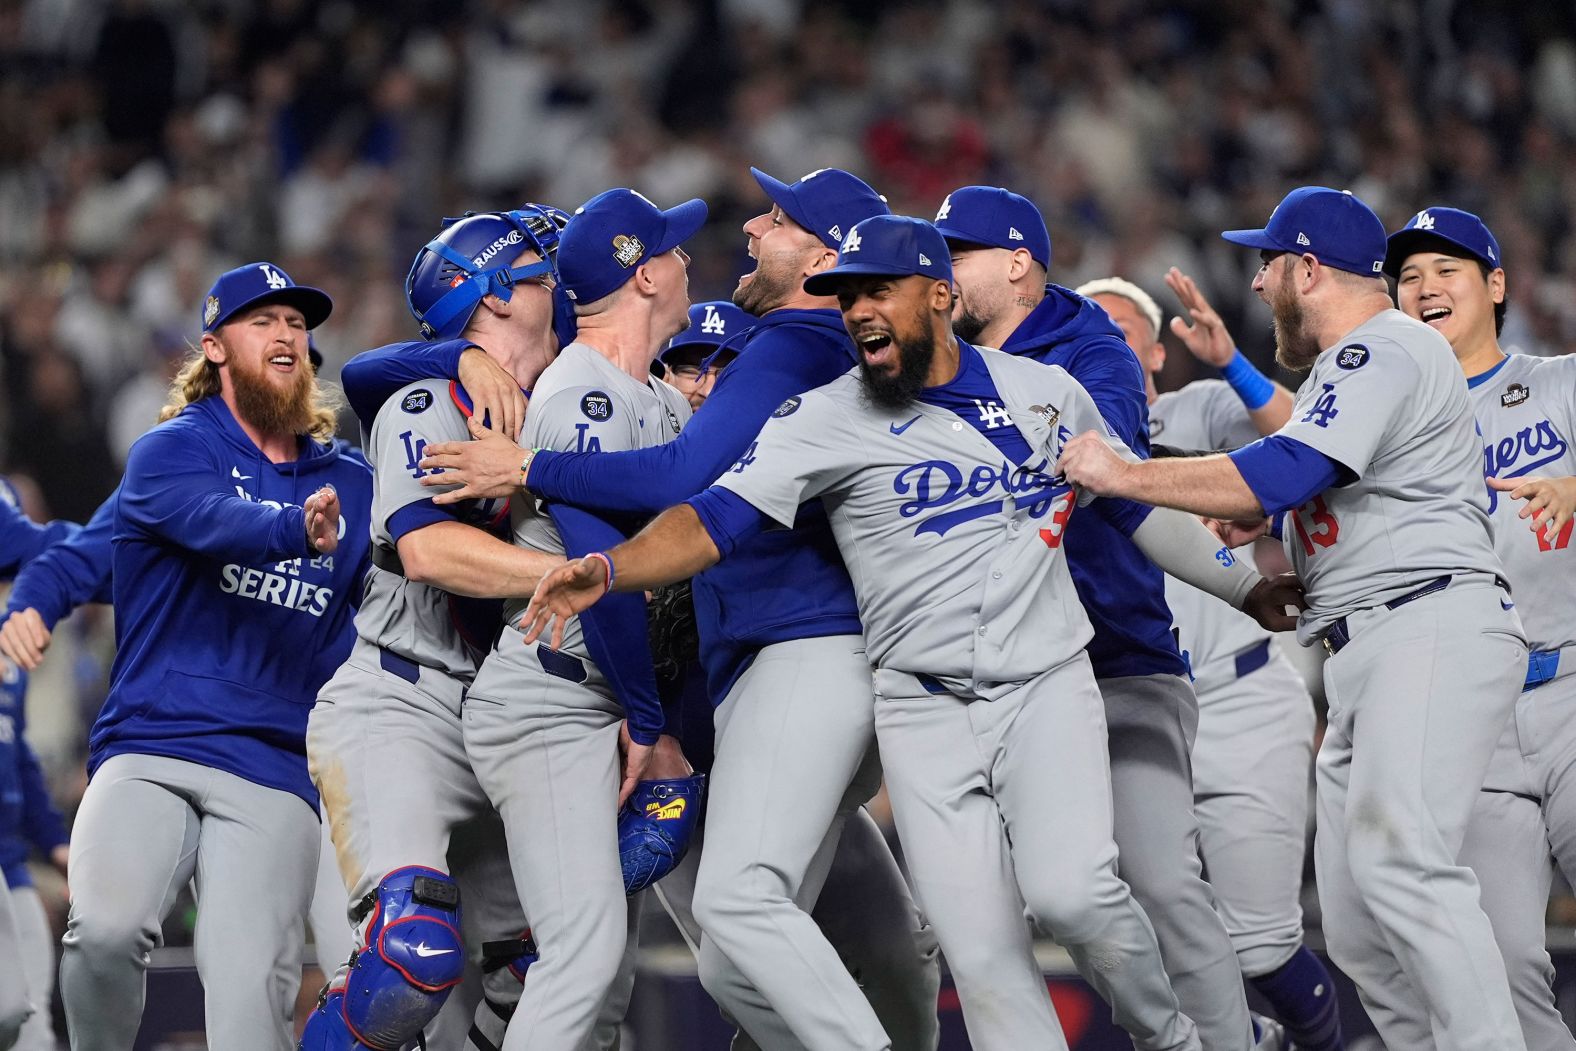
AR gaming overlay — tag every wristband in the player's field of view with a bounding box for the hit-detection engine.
[585,551,614,595]
[1221,350,1275,411]
[519,447,540,490]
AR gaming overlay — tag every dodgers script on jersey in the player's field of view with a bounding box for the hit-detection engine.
[359,379,510,678]
[1149,381,1268,686]
[716,348,1129,685]
[1471,353,1576,653]
[498,343,691,662]
[1276,310,1504,644]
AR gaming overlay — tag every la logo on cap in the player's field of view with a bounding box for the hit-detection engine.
[842,228,862,253]
[612,234,645,268]
[935,195,952,221]
[1413,211,1435,230]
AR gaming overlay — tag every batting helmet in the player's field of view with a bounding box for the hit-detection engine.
[406,205,565,341]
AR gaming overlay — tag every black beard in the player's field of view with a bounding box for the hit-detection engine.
[952,304,989,343]
[858,331,935,410]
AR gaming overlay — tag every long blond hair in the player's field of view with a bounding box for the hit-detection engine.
[160,346,343,442]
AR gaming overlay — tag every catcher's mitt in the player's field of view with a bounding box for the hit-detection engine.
[618,774,706,894]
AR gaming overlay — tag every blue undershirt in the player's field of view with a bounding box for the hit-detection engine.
[1228,435,1352,515]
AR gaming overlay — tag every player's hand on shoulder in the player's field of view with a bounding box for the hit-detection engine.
[1057,430,1130,496]
[520,555,611,650]
[1242,571,1306,632]
[304,484,340,554]
[1489,473,1576,544]
[457,346,526,440]
[1164,267,1236,367]
[0,608,51,670]
[419,416,528,504]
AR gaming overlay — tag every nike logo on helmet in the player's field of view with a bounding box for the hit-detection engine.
[413,944,456,958]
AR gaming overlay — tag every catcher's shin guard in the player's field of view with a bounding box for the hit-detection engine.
[300,866,464,1049]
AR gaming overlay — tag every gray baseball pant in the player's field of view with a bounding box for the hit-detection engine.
[8,885,53,1051]
[1459,670,1576,1051]
[692,635,936,1051]
[1100,672,1255,1051]
[875,654,1199,1051]
[1316,581,1527,1051]
[59,752,319,1051]
[0,868,33,1049]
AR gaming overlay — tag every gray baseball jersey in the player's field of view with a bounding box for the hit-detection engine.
[1276,308,1504,645]
[1471,353,1576,652]
[356,380,510,679]
[1150,381,1269,686]
[495,342,690,663]
[715,347,1127,685]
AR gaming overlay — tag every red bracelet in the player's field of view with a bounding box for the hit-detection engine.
[585,551,614,594]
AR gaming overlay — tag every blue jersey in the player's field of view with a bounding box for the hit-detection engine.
[98,397,372,810]
[0,660,68,889]
[1001,285,1187,680]
[339,311,864,701]
[0,490,77,578]
[5,485,115,630]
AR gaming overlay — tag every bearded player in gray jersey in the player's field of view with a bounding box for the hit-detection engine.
[1388,207,1576,1051]
[1081,276,1343,1051]
[521,214,1309,1051]
[300,207,568,1050]
[1061,186,1530,1051]
[463,188,698,1051]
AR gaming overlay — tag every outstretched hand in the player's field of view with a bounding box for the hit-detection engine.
[304,485,340,554]
[1165,267,1236,367]
[457,346,527,441]
[0,608,52,670]
[519,555,612,650]
[1489,474,1576,546]
[419,416,529,503]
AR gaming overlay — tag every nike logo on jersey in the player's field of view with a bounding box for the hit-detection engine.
[231,467,252,481]
[889,415,921,436]
[413,944,456,958]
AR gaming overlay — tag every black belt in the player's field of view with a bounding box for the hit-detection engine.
[378,648,421,684]
[915,673,949,695]
[1233,638,1272,679]
[1322,575,1452,656]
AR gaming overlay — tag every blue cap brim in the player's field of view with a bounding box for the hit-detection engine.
[803,262,930,297]
[1382,228,1494,278]
[1220,228,1284,253]
[209,286,334,332]
[654,199,708,255]
[750,168,819,241]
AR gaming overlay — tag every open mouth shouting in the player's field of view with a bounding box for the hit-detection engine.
[1420,305,1452,330]
[856,329,896,369]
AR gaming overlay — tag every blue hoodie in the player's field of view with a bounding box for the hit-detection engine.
[339,311,864,701]
[5,485,116,629]
[1001,284,1186,681]
[98,397,372,810]
[0,661,68,888]
[0,496,77,578]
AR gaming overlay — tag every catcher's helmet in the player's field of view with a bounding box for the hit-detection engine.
[406,204,566,341]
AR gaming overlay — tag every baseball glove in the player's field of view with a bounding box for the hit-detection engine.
[618,774,706,894]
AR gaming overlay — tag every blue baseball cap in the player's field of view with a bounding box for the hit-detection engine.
[557,189,707,305]
[1383,206,1501,278]
[660,301,755,365]
[802,215,953,297]
[750,167,890,250]
[1221,187,1387,277]
[202,262,332,333]
[932,186,1052,270]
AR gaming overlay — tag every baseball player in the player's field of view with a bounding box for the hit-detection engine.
[414,168,943,1051]
[658,300,753,410]
[58,262,371,1051]
[299,206,573,1051]
[453,187,701,1051]
[1080,276,1344,1051]
[1387,206,1576,1051]
[1059,186,1531,1051]
[522,214,1308,1051]
[935,185,1260,1050]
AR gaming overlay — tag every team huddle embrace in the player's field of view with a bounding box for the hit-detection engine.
[1,167,1572,1051]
